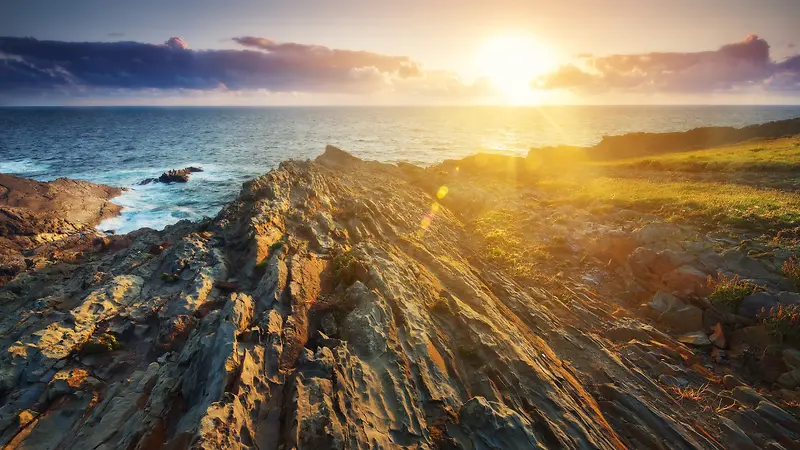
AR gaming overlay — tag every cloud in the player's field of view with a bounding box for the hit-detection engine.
[165,37,189,50]
[537,35,800,94]
[0,36,481,102]
[107,33,125,38]
[232,36,423,78]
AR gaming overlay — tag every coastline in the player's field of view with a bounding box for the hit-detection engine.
[0,119,799,447]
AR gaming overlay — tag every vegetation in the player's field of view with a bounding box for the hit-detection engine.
[160,272,179,282]
[762,304,800,343]
[472,209,550,278]
[331,250,360,286]
[707,274,758,309]
[782,257,800,287]
[595,138,800,173]
[431,296,454,315]
[539,176,800,231]
[80,333,123,355]
[269,239,286,252]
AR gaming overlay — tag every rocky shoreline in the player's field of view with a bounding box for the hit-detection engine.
[0,174,123,286]
[0,143,799,449]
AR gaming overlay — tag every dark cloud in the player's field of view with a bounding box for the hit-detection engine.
[538,35,800,94]
[0,36,440,100]
[107,32,125,38]
[232,36,422,78]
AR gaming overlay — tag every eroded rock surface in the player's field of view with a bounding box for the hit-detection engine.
[0,174,122,285]
[1,146,798,449]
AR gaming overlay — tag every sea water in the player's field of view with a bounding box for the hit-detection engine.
[2,105,799,233]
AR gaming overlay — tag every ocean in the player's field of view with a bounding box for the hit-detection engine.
[2,105,799,233]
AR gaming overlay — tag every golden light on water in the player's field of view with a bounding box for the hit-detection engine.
[436,186,449,199]
[475,34,556,104]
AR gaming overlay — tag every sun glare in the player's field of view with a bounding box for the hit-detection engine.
[476,35,556,104]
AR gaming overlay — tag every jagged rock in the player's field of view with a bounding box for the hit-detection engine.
[458,397,546,450]
[2,146,796,449]
[0,173,122,285]
[138,167,203,185]
[709,322,727,349]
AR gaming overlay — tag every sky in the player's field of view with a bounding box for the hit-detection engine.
[1,0,799,105]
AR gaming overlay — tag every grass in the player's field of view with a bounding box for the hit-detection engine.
[668,383,710,404]
[471,209,551,278]
[761,304,800,343]
[331,250,360,287]
[707,274,758,309]
[80,333,123,355]
[782,257,800,287]
[595,137,800,173]
[538,176,800,231]
[269,239,286,252]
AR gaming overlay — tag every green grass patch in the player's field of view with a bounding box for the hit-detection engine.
[783,257,800,287]
[539,176,800,231]
[762,304,800,343]
[331,250,360,286]
[472,209,551,278]
[269,240,286,252]
[707,274,758,309]
[595,138,800,173]
[80,333,123,355]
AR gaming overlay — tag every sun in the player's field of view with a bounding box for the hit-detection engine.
[476,34,556,103]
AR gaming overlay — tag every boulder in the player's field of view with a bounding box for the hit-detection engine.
[633,223,683,246]
[738,292,780,320]
[648,291,684,312]
[709,323,727,349]
[729,325,773,352]
[777,291,800,305]
[646,291,704,333]
[662,265,709,297]
[659,305,704,334]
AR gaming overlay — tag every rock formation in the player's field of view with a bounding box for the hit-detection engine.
[0,174,122,285]
[0,146,798,449]
[140,167,203,185]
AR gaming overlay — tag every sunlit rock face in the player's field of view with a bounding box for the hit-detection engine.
[0,145,798,449]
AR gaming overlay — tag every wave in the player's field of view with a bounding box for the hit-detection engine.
[0,159,50,176]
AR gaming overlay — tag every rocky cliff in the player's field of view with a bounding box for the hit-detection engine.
[1,146,798,449]
[0,174,122,285]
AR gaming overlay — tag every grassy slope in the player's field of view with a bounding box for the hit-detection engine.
[592,136,800,173]
[534,137,800,232]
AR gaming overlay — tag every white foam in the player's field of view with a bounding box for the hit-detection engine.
[0,159,50,176]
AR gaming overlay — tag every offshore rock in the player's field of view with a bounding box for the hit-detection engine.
[139,166,203,184]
